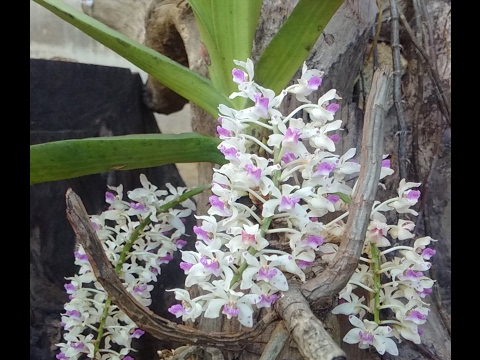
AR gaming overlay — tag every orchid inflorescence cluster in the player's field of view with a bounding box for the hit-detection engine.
[167,59,437,355]
[56,178,195,359]
[331,181,436,356]
[57,59,436,359]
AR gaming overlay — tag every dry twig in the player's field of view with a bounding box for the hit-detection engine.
[398,9,451,127]
[301,66,391,304]
[389,0,409,180]
[442,8,451,78]
[364,0,383,68]
[410,0,425,195]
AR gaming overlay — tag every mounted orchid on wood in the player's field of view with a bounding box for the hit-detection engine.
[31,0,442,359]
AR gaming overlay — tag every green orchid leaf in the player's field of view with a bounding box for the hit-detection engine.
[30,133,227,185]
[188,0,262,109]
[334,192,352,205]
[33,0,234,117]
[255,0,345,93]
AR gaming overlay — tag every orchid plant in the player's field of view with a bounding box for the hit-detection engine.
[31,0,437,359]
[54,60,436,358]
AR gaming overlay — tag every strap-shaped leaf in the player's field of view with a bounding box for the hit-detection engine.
[30,133,227,185]
[33,0,234,117]
[188,0,262,109]
[255,0,345,93]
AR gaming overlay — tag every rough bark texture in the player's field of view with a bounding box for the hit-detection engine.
[44,0,451,359]
[275,283,346,360]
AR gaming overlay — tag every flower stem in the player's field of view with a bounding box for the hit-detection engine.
[94,297,112,355]
[348,281,375,293]
[282,104,316,124]
[233,202,263,224]
[229,247,257,288]
[241,134,274,154]
[359,256,373,263]
[115,184,210,273]
[370,243,381,323]
[379,319,404,326]
[229,215,273,288]
[370,197,398,215]
[379,245,414,256]
[240,119,274,130]
[265,227,300,234]
[163,184,212,210]
[279,164,307,181]
[115,214,152,273]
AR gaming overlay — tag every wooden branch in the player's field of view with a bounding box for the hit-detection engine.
[398,7,451,127]
[301,65,391,304]
[258,321,290,360]
[65,188,278,349]
[410,0,442,237]
[364,0,383,68]
[170,346,225,360]
[275,284,346,360]
[389,0,409,180]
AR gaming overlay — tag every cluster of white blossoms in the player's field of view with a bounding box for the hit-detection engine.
[168,59,358,327]
[332,180,436,356]
[56,175,195,360]
[56,58,437,358]
[167,58,436,356]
